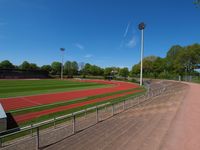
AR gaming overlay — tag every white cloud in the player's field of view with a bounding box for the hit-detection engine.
[124,22,130,38]
[126,35,137,48]
[75,43,84,50]
[84,54,93,58]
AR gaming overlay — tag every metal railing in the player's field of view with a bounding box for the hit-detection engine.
[0,84,178,150]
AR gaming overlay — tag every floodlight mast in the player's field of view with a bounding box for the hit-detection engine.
[60,48,65,80]
[138,22,145,86]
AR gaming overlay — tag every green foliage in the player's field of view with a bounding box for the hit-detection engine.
[29,63,39,70]
[19,61,31,70]
[64,61,79,77]
[131,43,200,79]
[51,61,61,75]
[19,61,39,70]
[0,60,15,69]
[41,65,52,73]
[104,67,113,77]
[81,63,104,76]
[119,67,129,79]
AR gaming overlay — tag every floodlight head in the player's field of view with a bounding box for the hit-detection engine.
[60,48,65,51]
[138,22,145,30]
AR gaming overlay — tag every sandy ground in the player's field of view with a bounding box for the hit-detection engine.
[43,81,194,150]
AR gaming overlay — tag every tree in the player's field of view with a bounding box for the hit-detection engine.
[78,62,85,76]
[0,60,15,69]
[104,67,113,77]
[41,65,52,74]
[83,63,92,75]
[174,44,200,75]
[71,61,79,75]
[29,63,39,70]
[64,61,72,76]
[19,61,31,70]
[119,67,129,79]
[130,64,140,77]
[63,61,79,77]
[51,61,61,75]
[166,45,183,59]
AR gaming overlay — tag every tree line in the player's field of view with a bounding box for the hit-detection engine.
[1,43,199,79]
[130,43,200,79]
[0,60,129,79]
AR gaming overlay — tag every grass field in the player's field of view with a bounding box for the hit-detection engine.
[0,79,110,98]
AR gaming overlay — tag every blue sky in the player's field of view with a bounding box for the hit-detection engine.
[0,0,199,69]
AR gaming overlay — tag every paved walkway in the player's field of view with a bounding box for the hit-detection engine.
[161,82,200,150]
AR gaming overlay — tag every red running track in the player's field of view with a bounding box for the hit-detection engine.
[14,89,142,123]
[0,80,139,111]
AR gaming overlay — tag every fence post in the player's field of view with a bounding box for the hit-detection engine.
[112,104,114,116]
[72,114,76,134]
[96,107,99,123]
[36,127,40,150]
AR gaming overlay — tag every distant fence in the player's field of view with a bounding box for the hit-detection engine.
[0,69,49,79]
[0,82,183,150]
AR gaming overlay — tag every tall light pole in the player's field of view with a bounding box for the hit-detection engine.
[138,22,145,86]
[60,48,65,80]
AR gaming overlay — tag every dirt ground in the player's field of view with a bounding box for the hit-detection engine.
[43,80,199,150]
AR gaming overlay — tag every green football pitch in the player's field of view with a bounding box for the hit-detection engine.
[0,79,109,98]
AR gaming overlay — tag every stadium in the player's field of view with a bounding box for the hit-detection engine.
[1,1,200,150]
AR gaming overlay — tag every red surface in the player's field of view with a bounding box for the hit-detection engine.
[0,80,139,111]
[161,82,200,150]
[14,89,142,123]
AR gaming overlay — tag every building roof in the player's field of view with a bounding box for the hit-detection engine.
[0,104,6,119]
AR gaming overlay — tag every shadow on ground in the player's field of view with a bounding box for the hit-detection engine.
[6,113,19,129]
[0,113,20,136]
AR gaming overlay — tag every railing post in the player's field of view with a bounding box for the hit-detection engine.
[112,104,114,116]
[31,124,33,137]
[36,127,40,150]
[85,109,87,118]
[138,97,140,106]
[72,114,76,134]
[53,116,56,128]
[96,107,99,123]
[0,137,2,148]
[123,100,125,111]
